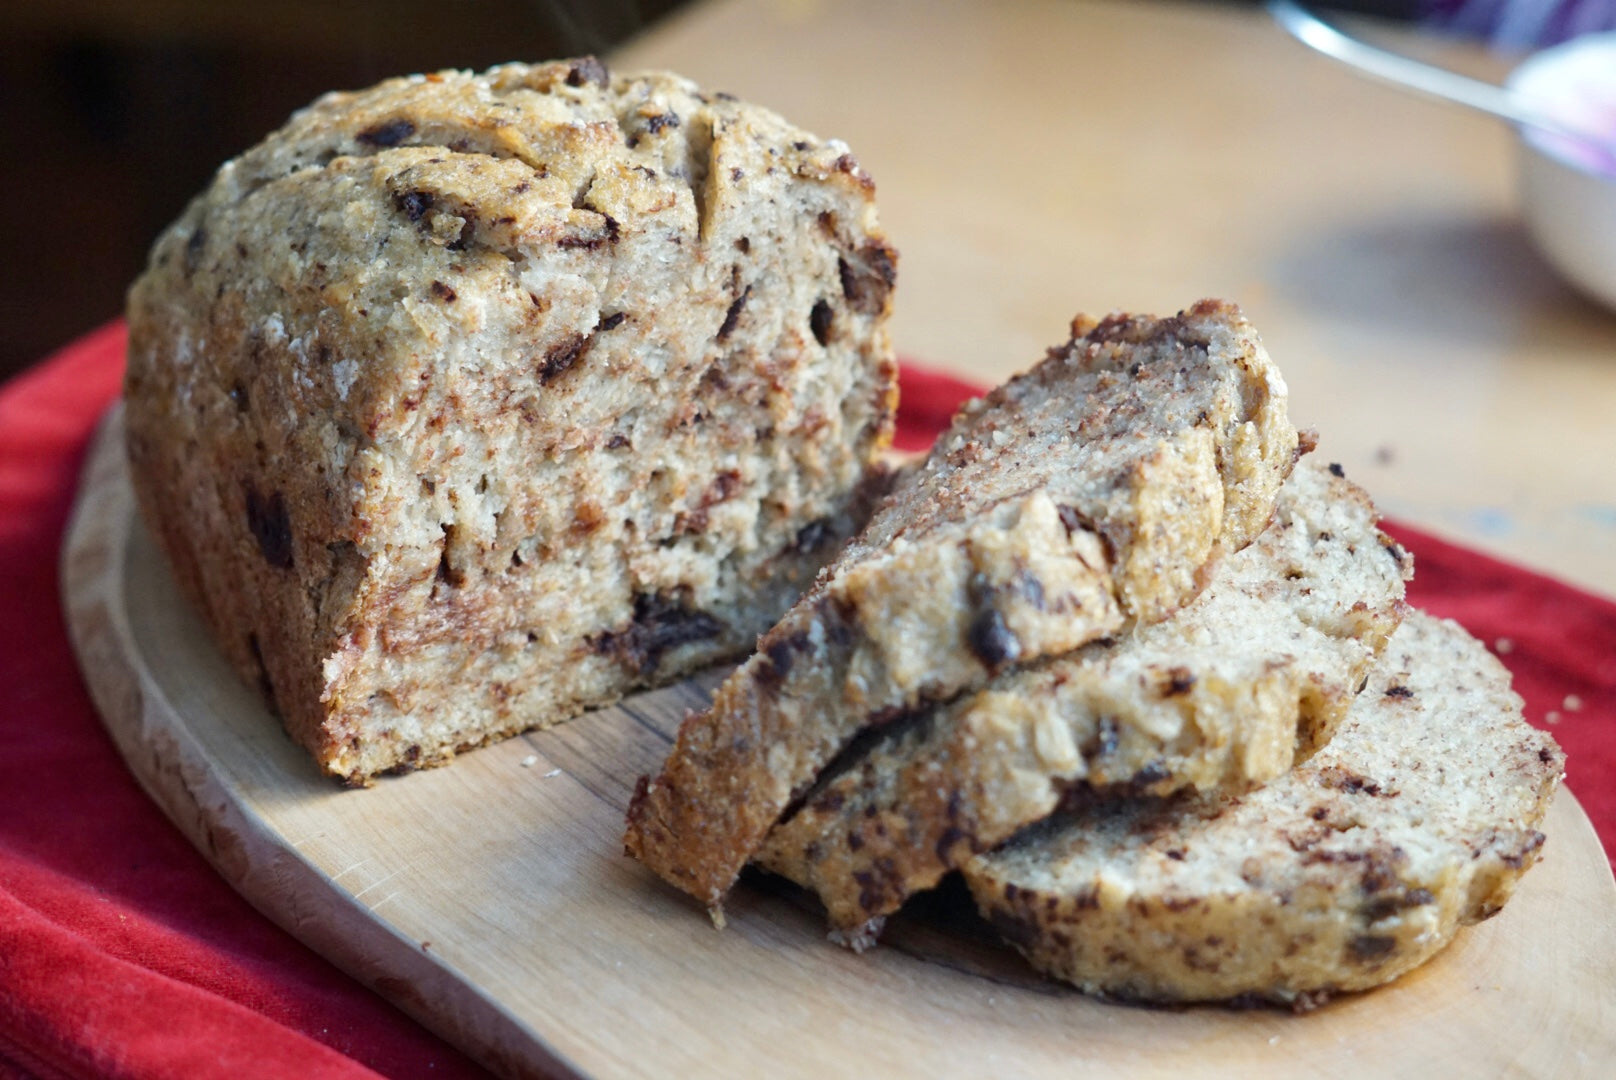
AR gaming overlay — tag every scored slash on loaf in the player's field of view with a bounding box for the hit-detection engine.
[625,301,1301,911]
[965,613,1564,1008]
[755,457,1413,948]
[124,58,899,782]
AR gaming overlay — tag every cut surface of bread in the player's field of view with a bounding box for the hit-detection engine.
[965,612,1564,1006]
[124,58,898,782]
[757,457,1412,945]
[626,301,1299,908]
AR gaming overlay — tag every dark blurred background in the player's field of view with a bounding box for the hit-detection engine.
[0,0,1438,380]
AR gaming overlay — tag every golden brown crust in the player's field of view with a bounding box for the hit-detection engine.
[125,59,897,781]
[755,458,1411,943]
[964,613,1564,1005]
[625,302,1299,908]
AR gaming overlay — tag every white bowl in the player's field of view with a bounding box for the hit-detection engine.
[1507,33,1616,310]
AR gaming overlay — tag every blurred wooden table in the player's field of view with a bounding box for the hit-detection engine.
[619,0,1616,598]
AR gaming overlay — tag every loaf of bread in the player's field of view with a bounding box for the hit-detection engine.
[964,612,1564,1007]
[626,301,1300,910]
[756,457,1411,946]
[124,58,898,782]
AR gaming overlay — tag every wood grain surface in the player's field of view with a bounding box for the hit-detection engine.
[63,407,1616,1079]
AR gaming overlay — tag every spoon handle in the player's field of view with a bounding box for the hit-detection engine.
[1267,0,1566,133]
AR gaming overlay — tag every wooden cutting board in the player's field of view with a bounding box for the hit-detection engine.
[63,407,1616,1079]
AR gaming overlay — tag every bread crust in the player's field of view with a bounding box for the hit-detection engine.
[124,59,897,781]
[965,613,1564,1006]
[625,301,1299,908]
[756,458,1411,945]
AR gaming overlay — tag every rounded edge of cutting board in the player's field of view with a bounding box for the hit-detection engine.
[63,404,1616,1080]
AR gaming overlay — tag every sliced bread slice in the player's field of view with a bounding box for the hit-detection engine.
[626,301,1299,909]
[756,457,1411,945]
[964,612,1564,1007]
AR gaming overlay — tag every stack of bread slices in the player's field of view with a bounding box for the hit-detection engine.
[626,299,1565,1008]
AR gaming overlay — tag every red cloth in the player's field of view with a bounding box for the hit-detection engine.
[2,325,1612,1078]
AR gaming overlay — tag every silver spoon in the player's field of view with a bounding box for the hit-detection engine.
[1267,0,1615,157]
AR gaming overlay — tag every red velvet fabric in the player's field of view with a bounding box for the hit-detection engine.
[2,326,1611,1078]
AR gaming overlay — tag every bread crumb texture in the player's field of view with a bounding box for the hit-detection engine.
[625,301,1299,908]
[124,59,898,782]
[965,612,1564,1006]
[757,457,1412,940]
